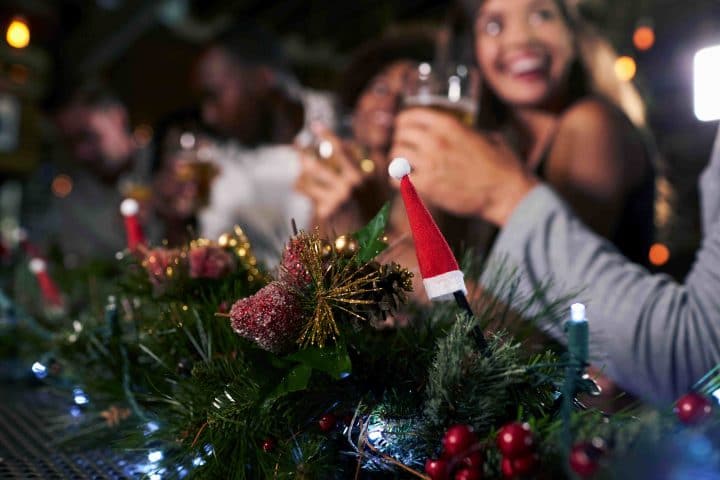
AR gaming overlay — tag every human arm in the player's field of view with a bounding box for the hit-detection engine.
[295,124,379,235]
[701,125,720,231]
[395,107,720,402]
[488,179,720,404]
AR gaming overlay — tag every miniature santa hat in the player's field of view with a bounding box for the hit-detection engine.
[120,198,146,251]
[388,157,466,301]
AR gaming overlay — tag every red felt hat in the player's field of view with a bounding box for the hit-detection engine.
[388,157,466,301]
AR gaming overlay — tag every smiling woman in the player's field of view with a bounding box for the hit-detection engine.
[388,0,661,409]
[443,0,658,267]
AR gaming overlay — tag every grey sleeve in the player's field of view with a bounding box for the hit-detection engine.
[700,125,720,231]
[487,183,720,404]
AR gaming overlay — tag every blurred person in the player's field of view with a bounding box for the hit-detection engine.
[397,110,720,403]
[24,82,157,263]
[150,109,218,246]
[295,28,437,237]
[392,0,657,267]
[193,22,335,265]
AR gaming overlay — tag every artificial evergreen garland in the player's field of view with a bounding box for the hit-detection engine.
[4,207,720,479]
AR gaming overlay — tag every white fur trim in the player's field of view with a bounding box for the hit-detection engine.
[422,270,466,301]
[388,157,412,179]
[120,198,139,217]
[29,258,47,274]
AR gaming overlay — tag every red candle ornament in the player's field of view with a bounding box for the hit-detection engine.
[120,198,146,251]
[29,258,63,306]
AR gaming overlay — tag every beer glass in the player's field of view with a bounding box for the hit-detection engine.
[403,62,479,126]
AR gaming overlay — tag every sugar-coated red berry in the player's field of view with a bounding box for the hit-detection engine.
[674,392,713,425]
[318,413,337,432]
[425,458,449,480]
[496,422,534,459]
[442,424,478,458]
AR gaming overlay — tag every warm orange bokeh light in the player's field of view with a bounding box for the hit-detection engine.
[614,56,637,82]
[648,243,670,266]
[633,26,655,51]
[51,175,73,198]
[6,18,30,49]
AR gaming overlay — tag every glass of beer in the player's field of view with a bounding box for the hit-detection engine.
[403,62,479,126]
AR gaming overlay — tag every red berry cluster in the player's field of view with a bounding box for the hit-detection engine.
[569,440,605,477]
[674,392,714,425]
[425,425,484,480]
[496,422,538,478]
[261,437,276,453]
[319,413,337,432]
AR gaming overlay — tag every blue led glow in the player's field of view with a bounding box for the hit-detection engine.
[144,421,160,435]
[192,456,206,467]
[148,450,164,463]
[31,362,47,379]
[70,406,82,417]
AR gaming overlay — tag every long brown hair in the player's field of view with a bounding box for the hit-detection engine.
[452,0,646,130]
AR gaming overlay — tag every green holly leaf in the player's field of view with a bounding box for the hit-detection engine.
[354,202,390,263]
[284,342,352,380]
[266,363,313,401]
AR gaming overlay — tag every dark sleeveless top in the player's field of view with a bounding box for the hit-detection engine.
[443,131,657,268]
[534,149,656,267]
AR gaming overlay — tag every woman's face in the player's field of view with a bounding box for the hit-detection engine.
[352,61,414,153]
[475,0,576,109]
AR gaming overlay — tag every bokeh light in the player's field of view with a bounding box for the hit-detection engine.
[6,18,30,49]
[648,243,670,266]
[614,56,637,82]
[694,45,720,122]
[633,26,655,51]
[51,175,73,198]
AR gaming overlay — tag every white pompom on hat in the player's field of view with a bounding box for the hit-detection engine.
[120,198,140,217]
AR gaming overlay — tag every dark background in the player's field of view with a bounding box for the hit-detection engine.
[1,0,720,277]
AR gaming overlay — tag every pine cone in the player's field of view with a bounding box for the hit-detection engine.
[352,262,413,324]
[229,281,304,354]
